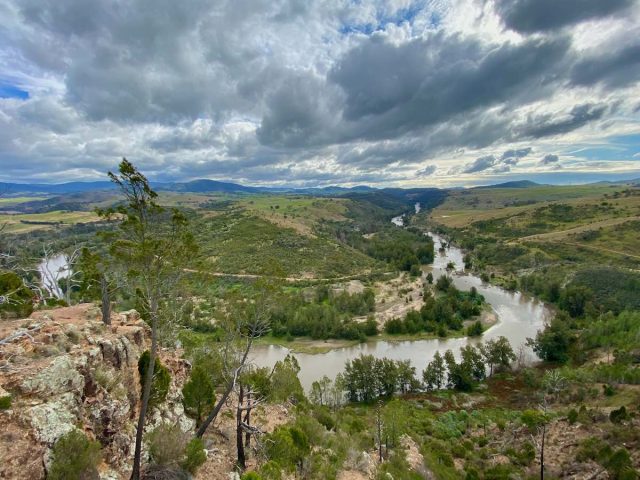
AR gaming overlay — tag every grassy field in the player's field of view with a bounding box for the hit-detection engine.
[195,210,381,279]
[236,195,349,237]
[423,182,640,303]
[0,210,102,233]
[427,184,640,255]
[0,196,45,206]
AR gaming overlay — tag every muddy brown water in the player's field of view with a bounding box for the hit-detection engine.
[252,232,551,391]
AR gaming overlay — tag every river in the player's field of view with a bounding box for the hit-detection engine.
[251,230,550,391]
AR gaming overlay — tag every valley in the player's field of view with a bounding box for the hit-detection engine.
[1,170,639,480]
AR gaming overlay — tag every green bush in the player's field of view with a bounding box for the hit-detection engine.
[138,350,171,409]
[605,448,636,480]
[147,423,188,467]
[0,395,11,410]
[0,270,34,318]
[182,364,216,427]
[241,472,263,480]
[567,408,578,424]
[181,438,207,474]
[48,430,102,480]
[466,320,483,337]
[258,461,283,480]
[610,406,629,424]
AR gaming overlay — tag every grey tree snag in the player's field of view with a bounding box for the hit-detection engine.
[236,384,246,470]
[100,275,111,325]
[195,338,253,438]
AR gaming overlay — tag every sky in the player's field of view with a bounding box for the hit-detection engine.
[1,0,639,188]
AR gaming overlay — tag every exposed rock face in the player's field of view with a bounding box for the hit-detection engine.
[0,304,192,480]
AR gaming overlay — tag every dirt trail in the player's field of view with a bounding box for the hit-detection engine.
[184,268,391,284]
[517,215,640,242]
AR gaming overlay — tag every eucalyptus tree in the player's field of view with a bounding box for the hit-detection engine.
[100,159,197,480]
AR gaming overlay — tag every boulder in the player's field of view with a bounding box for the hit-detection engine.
[27,392,79,443]
[21,355,84,397]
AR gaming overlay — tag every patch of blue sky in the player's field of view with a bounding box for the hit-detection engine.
[339,1,427,36]
[571,134,640,161]
[0,82,29,100]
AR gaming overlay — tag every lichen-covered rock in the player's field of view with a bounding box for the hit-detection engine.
[21,355,84,396]
[27,392,80,443]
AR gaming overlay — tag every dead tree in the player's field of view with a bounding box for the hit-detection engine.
[195,290,271,439]
[236,383,264,471]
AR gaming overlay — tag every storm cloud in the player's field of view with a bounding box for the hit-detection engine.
[0,0,639,186]
[494,0,635,33]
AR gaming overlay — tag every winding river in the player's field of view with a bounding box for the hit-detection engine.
[252,229,551,391]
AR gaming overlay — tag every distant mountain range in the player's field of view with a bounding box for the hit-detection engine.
[0,179,378,196]
[1,177,638,197]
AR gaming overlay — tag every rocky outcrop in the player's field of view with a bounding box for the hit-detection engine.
[0,304,193,480]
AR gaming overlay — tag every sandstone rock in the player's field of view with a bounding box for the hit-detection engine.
[120,309,140,324]
[21,355,84,397]
[27,392,79,443]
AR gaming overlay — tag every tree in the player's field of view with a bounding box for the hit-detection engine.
[76,247,118,325]
[310,375,332,406]
[521,405,550,480]
[426,272,433,284]
[460,345,485,382]
[138,350,171,409]
[182,364,216,427]
[444,349,474,391]
[422,351,446,390]
[195,286,271,438]
[396,360,417,394]
[527,314,575,364]
[480,336,516,376]
[559,285,593,317]
[270,354,304,403]
[101,159,197,480]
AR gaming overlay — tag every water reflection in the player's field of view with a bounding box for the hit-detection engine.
[252,232,550,391]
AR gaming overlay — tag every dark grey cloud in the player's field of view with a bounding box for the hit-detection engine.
[463,155,497,173]
[501,147,532,160]
[519,103,608,139]
[570,41,640,89]
[324,33,571,144]
[494,0,635,33]
[0,0,639,185]
[416,165,437,176]
[540,154,559,165]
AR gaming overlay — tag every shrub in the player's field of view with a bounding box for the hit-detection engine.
[241,473,263,480]
[147,423,188,467]
[182,364,216,427]
[610,406,629,424]
[0,395,11,410]
[567,408,578,424]
[181,438,207,474]
[603,384,616,396]
[605,448,636,479]
[48,430,102,480]
[138,350,171,409]
[259,461,283,480]
[466,321,483,337]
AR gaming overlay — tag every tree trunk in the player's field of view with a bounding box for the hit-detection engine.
[236,384,246,470]
[540,423,545,480]
[244,390,251,448]
[376,405,383,462]
[101,276,111,325]
[130,301,158,480]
